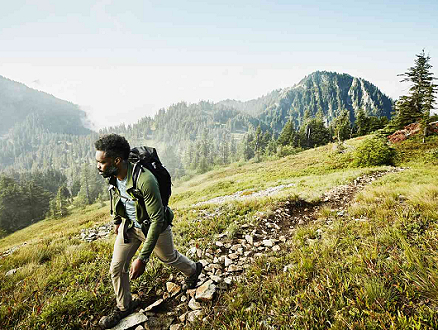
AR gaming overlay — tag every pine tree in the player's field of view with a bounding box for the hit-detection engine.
[253,126,264,161]
[54,184,70,218]
[333,110,352,142]
[243,133,255,160]
[277,120,296,146]
[395,50,437,141]
[355,108,369,136]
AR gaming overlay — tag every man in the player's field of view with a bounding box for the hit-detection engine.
[95,134,202,329]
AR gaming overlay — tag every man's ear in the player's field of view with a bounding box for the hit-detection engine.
[114,157,122,165]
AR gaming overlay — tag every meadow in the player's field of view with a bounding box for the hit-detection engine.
[1,134,437,329]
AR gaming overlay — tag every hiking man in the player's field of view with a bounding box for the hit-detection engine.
[95,134,202,329]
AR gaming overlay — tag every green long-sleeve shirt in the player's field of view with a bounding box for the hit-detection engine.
[108,162,173,262]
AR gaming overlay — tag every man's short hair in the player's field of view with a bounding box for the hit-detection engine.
[94,134,131,160]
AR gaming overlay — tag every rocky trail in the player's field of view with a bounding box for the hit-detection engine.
[2,168,404,330]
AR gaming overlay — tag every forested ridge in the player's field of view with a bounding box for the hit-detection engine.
[0,75,92,136]
[0,71,395,236]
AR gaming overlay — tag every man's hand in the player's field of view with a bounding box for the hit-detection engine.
[114,224,120,235]
[130,258,146,280]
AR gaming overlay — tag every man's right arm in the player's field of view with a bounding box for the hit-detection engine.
[114,223,120,235]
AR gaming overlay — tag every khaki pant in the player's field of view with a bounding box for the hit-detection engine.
[110,219,196,311]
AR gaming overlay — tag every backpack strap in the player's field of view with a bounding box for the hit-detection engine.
[108,184,115,215]
[132,162,142,190]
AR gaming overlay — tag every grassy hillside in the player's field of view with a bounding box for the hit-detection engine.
[1,134,437,329]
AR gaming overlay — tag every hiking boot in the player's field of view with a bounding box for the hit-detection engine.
[98,297,141,329]
[183,262,203,290]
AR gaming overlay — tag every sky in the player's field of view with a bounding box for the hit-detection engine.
[1,0,437,130]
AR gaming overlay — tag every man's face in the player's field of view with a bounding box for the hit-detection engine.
[95,150,118,178]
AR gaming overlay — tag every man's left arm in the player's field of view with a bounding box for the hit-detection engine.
[130,174,164,280]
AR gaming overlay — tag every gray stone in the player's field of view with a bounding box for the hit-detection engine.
[166,282,181,297]
[195,249,202,258]
[178,312,188,323]
[227,265,243,272]
[210,275,222,283]
[262,239,274,247]
[283,263,296,272]
[5,268,19,276]
[187,310,204,323]
[187,288,197,299]
[109,312,147,330]
[188,247,197,256]
[210,263,223,270]
[230,244,242,251]
[224,256,232,267]
[188,298,202,310]
[144,299,164,312]
[195,279,216,301]
[170,324,183,330]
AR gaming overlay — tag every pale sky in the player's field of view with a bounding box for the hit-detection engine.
[1,0,437,130]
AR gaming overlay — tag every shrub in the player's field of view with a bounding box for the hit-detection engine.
[276,145,300,158]
[352,135,395,167]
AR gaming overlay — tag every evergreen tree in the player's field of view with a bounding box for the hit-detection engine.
[277,120,297,146]
[299,115,331,149]
[332,110,352,142]
[243,133,255,160]
[76,162,101,206]
[265,135,277,156]
[253,126,264,161]
[355,108,369,136]
[395,50,437,141]
[53,184,70,218]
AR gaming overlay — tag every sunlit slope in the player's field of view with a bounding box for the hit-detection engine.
[1,134,437,329]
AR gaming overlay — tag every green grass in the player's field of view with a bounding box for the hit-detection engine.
[189,136,438,330]
[1,134,438,329]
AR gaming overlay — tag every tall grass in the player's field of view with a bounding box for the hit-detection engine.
[1,136,437,329]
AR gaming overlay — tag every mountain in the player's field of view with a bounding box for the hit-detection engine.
[0,75,92,136]
[219,71,393,131]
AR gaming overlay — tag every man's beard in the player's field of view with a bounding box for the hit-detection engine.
[99,165,118,178]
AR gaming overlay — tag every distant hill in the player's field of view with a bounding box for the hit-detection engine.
[150,101,268,144]
[219,71,393,131]
[0,75,92,136]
